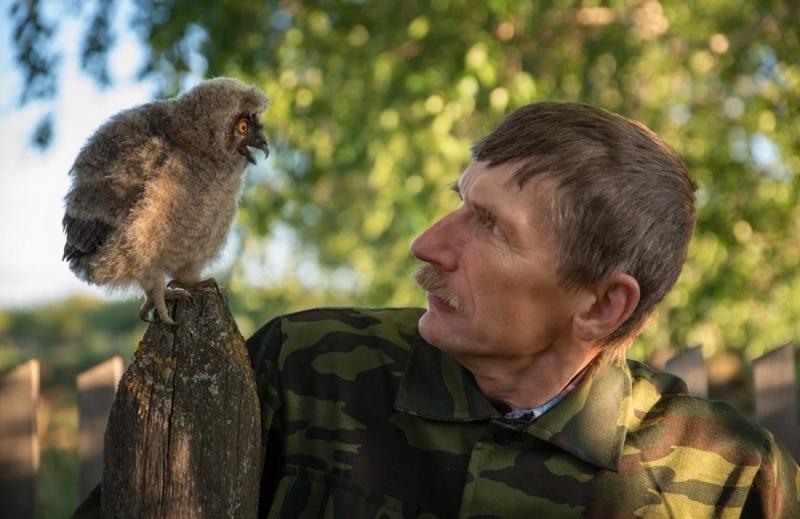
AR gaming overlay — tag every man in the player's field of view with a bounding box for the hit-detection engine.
[76,102,799,517]
[245,102,798,517]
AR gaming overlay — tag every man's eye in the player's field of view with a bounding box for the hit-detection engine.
[488,220,504,237]
[479,212,504,237]
[490,222,504,237]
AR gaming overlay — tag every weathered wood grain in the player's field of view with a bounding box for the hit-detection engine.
[0,359,40,519]
[78,355,124,499]
[103,288,261,518]
[753,343,800,460]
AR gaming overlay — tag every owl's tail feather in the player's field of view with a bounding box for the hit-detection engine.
[62,214,115,282]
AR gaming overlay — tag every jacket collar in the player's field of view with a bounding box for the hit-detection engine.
[394,334,630,471]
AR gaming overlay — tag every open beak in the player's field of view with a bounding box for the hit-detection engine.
[238,130,270,165]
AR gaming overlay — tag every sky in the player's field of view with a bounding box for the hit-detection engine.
[0,2,168,308]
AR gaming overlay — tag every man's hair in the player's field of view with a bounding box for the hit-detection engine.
[472,102,696,365]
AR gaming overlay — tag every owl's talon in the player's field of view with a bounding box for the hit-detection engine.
[168,278,226,301]
[155,304,176,325]
[201,282,227,300]
[169,277,218,290]
[213,285,229,303]
[200,280,227,303]
[165,287,192,300]
[140,292,176,325]
[139,301,154,322]
[199,277,219,289]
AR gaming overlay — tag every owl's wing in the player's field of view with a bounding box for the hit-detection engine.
[63,101,170,265]
[61,214,115,262]
[62,166,143,265]
[71,101,171,202]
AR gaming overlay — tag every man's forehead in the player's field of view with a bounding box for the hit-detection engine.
[457,161,557,236]
[457,161,508,192]
[457,160,552,197]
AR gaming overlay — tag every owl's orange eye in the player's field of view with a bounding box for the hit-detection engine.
[235,119,249,134]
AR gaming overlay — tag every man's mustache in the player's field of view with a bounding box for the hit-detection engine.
[413,264,464,313]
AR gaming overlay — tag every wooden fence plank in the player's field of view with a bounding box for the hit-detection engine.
[665,345,708,399]
[753,343,800,460]
[77,356,124,499]
[0,359,40,519]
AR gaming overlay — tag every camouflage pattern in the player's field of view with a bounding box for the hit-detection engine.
[247,307,800,518]
[74,306,800,518]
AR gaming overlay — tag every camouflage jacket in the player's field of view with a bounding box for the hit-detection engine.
[75,306,800,518]
[247,307,799,518]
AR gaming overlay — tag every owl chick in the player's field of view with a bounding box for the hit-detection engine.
[62,77,269,324]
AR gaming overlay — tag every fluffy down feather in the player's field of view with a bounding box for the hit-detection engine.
[62,77,269,324]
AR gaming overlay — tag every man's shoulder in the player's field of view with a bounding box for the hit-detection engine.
[247,306,425,369]
[626,358,691,400]
[625,358,770,461]
[277,306,425,332]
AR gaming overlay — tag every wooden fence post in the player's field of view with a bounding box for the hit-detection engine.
[102,288,261,518]
[0,359,40,519]
[665,345,708,399]
[753,343,800,460]
[77,356,124,499]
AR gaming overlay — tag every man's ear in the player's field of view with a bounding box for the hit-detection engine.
[573,273,640,342]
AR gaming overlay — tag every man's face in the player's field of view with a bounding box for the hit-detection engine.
[411,161,585,364]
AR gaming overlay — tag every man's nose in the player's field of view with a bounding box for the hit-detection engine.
[410,211,461,272]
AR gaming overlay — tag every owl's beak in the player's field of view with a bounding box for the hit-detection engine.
[252,133,269,160]
[238,130,269,165]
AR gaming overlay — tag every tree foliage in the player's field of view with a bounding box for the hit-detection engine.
[10,0,800,359]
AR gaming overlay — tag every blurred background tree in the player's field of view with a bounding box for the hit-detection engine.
[3,0,799,514]
[9,0,799,358]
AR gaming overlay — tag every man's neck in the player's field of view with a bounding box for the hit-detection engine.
[455,343,600,412]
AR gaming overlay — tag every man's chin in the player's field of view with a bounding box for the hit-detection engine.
[418,309,461,352]
[417,311,442,347]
